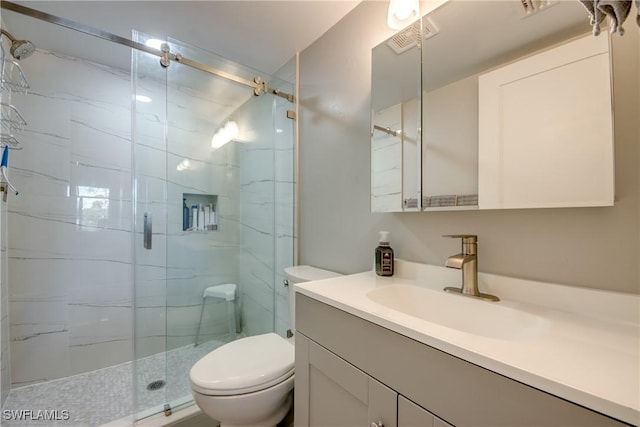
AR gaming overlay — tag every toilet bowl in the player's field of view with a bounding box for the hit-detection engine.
[190,266,342,427]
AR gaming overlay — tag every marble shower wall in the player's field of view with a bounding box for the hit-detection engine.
[236,71,295,338]
[164,68,243,353]
[2,44,294,390]
[8,50,133,388]
[0,35,12,406]
[1,177,8,406]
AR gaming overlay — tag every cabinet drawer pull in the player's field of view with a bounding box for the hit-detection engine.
[371,422,384,427]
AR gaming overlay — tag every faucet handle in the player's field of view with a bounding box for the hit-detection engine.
[444,235,477,255]
[443,234,477,243]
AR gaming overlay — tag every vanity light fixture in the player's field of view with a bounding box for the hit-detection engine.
[135,95,152,103]
[177,159,191,171]
[387,0,420,30]
[211,120,239,150]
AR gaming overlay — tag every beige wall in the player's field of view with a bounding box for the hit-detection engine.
[298,1,639,294]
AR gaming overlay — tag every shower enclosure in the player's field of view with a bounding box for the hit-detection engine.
[131,32,296,419]
[0,4,295,425]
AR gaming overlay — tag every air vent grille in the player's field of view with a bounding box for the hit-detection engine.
[386,18,439,55]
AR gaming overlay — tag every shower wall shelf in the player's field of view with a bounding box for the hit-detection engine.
[1,59,30,94]
[1,102,27,132]
[182,193,218,232]
[0,134,21,150]
[0,44,29,151]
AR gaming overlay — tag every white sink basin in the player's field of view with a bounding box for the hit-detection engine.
[367,284,550,340]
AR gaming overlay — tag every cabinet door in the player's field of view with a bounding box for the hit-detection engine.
[398,396,454,427]
[478,34,614,209]
[295,333,397,427]
[399,396,434,426]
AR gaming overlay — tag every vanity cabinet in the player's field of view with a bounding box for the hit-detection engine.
[295,334,398,427]
[294,293,630,427]
[399,396,451,427]
[296,332,451,427]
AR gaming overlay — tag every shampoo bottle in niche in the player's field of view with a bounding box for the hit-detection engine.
[375,231,394,276]
[182,198,189,231]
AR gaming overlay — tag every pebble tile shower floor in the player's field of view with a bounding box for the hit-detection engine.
[2,339,224,426]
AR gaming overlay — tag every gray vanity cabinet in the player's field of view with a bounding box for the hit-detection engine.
[294,293,630,427]
[295,332,450,427]
[398,396,452,427]
[295,333,398,427]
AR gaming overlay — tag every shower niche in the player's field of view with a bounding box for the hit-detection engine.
[182,193,218,232]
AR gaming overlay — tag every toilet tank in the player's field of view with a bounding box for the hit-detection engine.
[284,265,342,335]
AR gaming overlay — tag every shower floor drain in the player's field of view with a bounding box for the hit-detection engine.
[146,380,166,391]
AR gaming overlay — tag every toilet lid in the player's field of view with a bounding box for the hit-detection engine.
[190,333,294,396]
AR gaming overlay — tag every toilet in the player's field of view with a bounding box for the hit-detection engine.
[190,265,342,427]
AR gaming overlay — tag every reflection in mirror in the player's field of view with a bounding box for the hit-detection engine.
[420,0,613,210]
[422,1,613,210]
[371,105,403,212]
[371,21,422,212]
[371,1,615,212]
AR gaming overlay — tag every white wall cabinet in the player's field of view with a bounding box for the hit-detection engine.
[478,34,614,209]
[295,293,630,427]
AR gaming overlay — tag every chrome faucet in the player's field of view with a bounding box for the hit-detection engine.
[443,235,499,302]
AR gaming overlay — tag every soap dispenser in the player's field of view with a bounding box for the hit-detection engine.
[375,231,394,276]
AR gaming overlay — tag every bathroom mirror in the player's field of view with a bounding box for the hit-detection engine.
[371,20,422,212]
[371,0,615,212]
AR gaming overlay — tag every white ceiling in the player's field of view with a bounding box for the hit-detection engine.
[1,1,361,75]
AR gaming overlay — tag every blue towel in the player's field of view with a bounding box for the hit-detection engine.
[1,146,8,168]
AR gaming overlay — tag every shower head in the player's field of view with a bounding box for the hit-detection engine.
[0,29,35,60]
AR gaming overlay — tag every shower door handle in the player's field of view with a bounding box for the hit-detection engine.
[143,212,152,250]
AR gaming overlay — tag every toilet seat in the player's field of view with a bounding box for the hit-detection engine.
[190,333,294,396]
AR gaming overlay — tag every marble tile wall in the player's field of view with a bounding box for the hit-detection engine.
[164,85,242,352]
[133,43,243,361]
[236,71,295,338]
[2,42,294,396]
[236,94,276,338]
[1,32,12,407]
[1,184,9,406]
[272,63,296,337]
[132,57,170,362]
[7,50,134,387]
[132,40,295,357]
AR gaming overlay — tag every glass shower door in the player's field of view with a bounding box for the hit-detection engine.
[131,31,171,418]
[162,36,253,408]
[133,32,295,420]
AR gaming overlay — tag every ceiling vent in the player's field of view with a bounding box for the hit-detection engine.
[386,18,439,55]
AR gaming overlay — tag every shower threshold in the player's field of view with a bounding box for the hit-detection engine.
[2,339,225,426]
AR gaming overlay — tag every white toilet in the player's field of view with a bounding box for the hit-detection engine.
[190,265,342,427]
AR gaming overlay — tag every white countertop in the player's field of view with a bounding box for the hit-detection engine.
[294,260,640,425]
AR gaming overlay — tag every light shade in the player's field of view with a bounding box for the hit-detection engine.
[211,120,239,150]
[387,0,420,30]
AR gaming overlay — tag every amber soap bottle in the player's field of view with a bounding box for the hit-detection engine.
[375,231,394,276]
